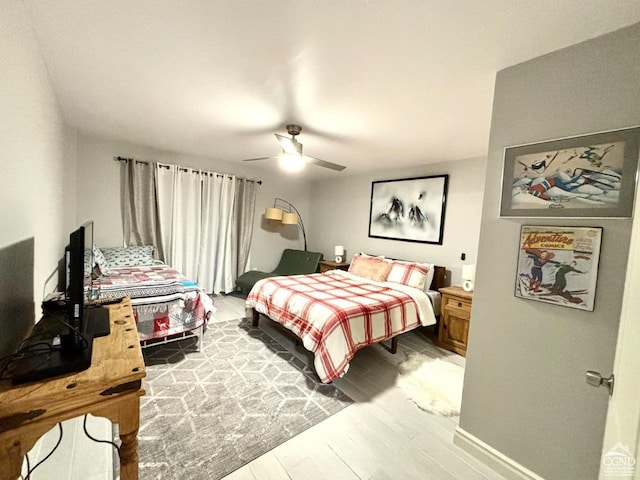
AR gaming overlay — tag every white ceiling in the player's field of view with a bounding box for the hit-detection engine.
[24,1,640,177]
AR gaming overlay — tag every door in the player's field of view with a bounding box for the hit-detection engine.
[599,188,640,480]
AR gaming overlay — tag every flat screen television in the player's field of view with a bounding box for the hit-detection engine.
[10,221,111,384]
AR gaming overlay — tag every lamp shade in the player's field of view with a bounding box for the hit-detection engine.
[462,264,476,281]
[265,207,283,220]
[281,212,299,225]
[334,245,345,256]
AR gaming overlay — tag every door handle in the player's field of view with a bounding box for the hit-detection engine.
[586,370,614,395]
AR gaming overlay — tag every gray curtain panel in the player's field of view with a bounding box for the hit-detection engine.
[120,159,165,261]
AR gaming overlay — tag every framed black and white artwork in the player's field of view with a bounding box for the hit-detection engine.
[368,174,448,245]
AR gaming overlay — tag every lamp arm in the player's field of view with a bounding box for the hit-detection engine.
[274,198,307,251]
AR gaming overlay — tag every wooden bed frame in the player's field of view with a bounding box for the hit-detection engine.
[251,265,447,354]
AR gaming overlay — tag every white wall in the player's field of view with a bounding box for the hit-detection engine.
[459,23,640,480]
[0,0,70,300]
[75,132,312,273]
[310,157,486,285]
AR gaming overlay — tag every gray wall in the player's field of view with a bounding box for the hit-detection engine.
[74,131,312,274]
[310,157,486,286]
[1,0,72,303]
[459,23,640,480]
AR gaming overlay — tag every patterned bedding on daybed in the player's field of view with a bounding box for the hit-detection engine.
[246,263,437,383]
[89,245,214,343]
[97,264,213,342]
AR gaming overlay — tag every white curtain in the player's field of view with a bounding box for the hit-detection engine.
[169,167,202,281]
[198,173,236,293]
[123,159,257,294]
[154,165,256,294]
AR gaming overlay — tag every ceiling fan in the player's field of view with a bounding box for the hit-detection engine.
[243,124,346,172]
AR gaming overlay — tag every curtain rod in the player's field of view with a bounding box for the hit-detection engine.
[114,156,262,185]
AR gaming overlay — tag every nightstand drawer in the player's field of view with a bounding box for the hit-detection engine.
[444,296,471,312]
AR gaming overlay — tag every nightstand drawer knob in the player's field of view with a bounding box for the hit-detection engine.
[457,302,462,308]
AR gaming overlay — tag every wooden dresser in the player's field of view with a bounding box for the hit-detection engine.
[319,260,351,273]
[437,286,473,356]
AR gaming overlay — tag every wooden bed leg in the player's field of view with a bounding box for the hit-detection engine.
[390,336,398,354]
[252,309,259,327]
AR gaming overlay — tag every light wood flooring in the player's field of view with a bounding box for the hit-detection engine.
[215,293,506,480]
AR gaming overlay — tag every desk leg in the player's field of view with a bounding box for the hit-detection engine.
[118,396,141,480]
[0,438,22,480]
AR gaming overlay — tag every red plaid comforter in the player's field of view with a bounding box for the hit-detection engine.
[246,270,436,383]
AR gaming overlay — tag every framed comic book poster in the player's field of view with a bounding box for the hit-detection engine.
[515,225,603,311]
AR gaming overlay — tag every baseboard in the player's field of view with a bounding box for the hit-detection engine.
[453,426,546,480]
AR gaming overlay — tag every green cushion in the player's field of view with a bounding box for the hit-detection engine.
[235,271,278,293]
[236,249,323,293]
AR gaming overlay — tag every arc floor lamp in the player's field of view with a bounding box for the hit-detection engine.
[265,198,307,251]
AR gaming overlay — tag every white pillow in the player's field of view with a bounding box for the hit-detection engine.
[386,260,431,290]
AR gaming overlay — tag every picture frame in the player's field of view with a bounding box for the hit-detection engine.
[368,174,448,245]
[515,225,603,311]
[500,126,640,218]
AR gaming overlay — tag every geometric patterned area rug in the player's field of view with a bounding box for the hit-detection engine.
[135,318,353,480]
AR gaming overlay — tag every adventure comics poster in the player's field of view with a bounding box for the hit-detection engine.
[515,226,602,311]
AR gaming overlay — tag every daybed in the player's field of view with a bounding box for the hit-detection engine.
[246,253,445,383]
[235,248,323,293]
[90,246,215,350]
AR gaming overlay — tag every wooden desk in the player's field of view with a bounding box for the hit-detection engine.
[0,298,146,480]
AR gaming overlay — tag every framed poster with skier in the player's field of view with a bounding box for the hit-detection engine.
[368,174,449,245]
[499,126,640,218]
[515,225,603,311]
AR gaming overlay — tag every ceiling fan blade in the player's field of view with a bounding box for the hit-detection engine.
[242,156,277,162]
[275,133,303,155]
[304,156,347,172]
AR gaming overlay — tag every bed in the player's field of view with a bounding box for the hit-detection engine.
[89,246,215,350]
[246,254,446,383]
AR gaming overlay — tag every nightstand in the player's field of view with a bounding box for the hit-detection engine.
[437,286,473,356]
[319,260,351,273]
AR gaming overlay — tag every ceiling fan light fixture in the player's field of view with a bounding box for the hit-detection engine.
[242,124,346,172]
[278,152,305,172]
[275,133,302,155]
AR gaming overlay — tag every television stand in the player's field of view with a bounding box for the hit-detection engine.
[10,305,111,385]
[0,298,146,480]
